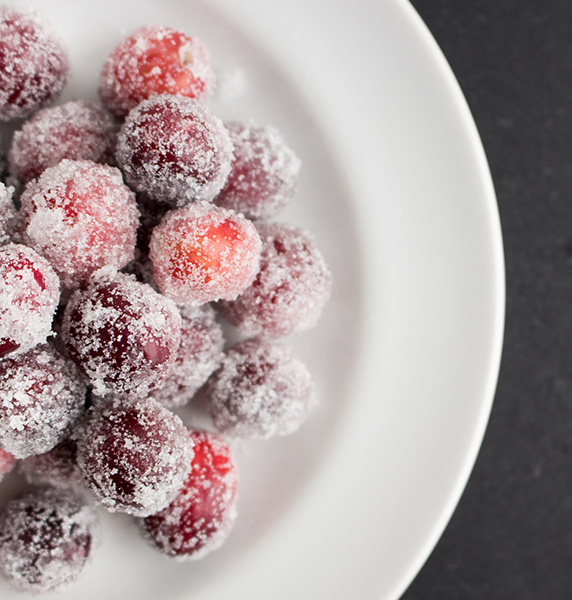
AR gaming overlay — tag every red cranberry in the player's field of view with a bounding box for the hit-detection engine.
[140,429,238,560]
[149,202,261,306]
[100,26,215,117]
[0,7,69,121]
[116,94,233,206]
[76,396,193,517]
[0,487,99,593]
[61,270,182,399]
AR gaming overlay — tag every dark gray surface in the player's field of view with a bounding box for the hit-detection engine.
[402,2,572,599]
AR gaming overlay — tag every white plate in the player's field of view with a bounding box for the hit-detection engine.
[0,0,504,599]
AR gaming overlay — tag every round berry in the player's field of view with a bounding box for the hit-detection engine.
[0,243,60,359]
[62,270,182,398]
[218,223,332,337]
[0,448,15,482]
[0,7,69,121]
[100,26,215,117]
[76,396,194,517]
[20,159,139,291]
[9,100,118,184]
[149,202,261,306]
[140,429,238,560]
[152,305,224,408]
[207,338,315,438]
[0,182,19,245]
[116,94,233,206]
[0,345,85,459]
[0,487,99,593]
[215,122,301,220]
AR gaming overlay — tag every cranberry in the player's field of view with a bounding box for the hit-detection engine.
[76,396,193,517]
[0,7,69,121]
[0,487,99,593]
[9,100,118,184]
[140,429,238,560]
[0,448,15,482]
[215,121,301,220]
[116,94,233,206]
[0,182,19,246]
[100,26,215,117]
[20,159,139,292]
[61,270,182,398]
[149,202,261,306]
[219,222,332,337]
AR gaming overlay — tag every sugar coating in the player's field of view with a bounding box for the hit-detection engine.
[207,338,315,438]
[9,100,118,184]
[153,305,224,408]
[116,94,233,206]
[76,396,194,517]
[215,121,301,220]
[0,7,69,121]
[0,182,19,245]
[0,243,60,359]
[0,487,100,593]
[0,345,86,459]
[20,159,139,292]
[100,26,215,118]
[219,223,332,338]
[61,270,182,399]
[140,429,238,560]
[149,202,262,306]
[0,447,15,481]
[19,437,84,489]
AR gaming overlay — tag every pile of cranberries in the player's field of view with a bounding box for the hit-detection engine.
[0,5,332,595]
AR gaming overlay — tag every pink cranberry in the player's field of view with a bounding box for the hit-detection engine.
[76,396,193,517]
[0,487,99,593]
[100,26,215,117]
[0,7,69,121]
[61,270,182,399]
[140,429,238,560]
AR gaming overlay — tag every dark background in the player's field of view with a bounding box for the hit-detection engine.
[401,2,572,599]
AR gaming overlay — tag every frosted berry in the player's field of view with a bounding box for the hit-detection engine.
[0,182,19,245]
[149,202,261,306]
[19,437,84,489]
[140,429,238,560]
[0,243,60,359]
[219,223,332,337]
[116,94,233,206]
[215,122,301,220]
[0,448,15,482]
[61,270,182,398]
[207,338,315,438]
[20,159,139,292]
[76,396,193,517]
[0,487,99,593]
[100,26,215,117]
[0,345,85,459]
[153,305,224,408]
[0,7,69,121]
[9,100,117,184]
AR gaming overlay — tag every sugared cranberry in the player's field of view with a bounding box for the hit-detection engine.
[76,396,193,517]
[116,94,233,206]
[218,223,332,338]
[207,338,315,438]
[100,26,215,118]
[0,345,85,459]
[9,100,118,184]
[0,7,69,121]
[19,437,84,489]
[152,305,224,408]
[0,243,60,359]
[0,448,15,482]
[149,202,261,306]
[61,270,182,398]
[20,159,139,292]
[0,487,99,593]
[215,122,301,220]
[0,182,19,245]
[140,429,237,560]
